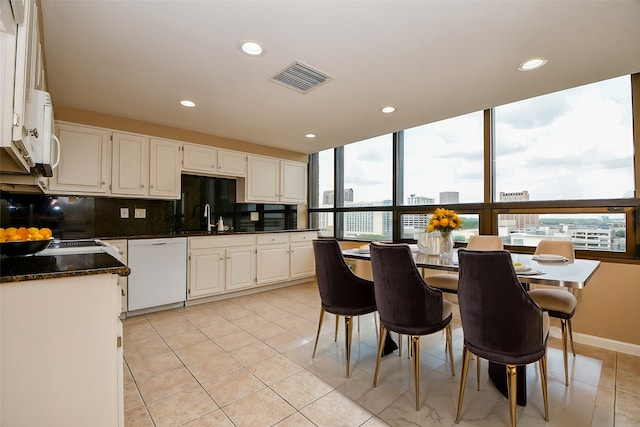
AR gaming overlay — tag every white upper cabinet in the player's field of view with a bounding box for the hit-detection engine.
[149,138,181,199]
[111,131,148,197]
[182,143,217,175]
[217,149,246,177]
[48,122,110,194]
[242,155,307,204]
[280,160,307,204]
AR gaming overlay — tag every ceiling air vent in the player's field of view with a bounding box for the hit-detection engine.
[270,61,333,94]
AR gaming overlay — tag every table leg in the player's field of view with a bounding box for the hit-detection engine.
[488,361,527,406]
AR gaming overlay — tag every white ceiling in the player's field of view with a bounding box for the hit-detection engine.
[40,1,640,155]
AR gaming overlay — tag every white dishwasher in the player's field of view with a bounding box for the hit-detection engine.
[128,237,187,312]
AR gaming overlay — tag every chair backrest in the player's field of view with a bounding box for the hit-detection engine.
[370,242,447,335]
[457,249,546,365]
[467,235,503,250]
[312,239,375,311]
[535,239,575,260]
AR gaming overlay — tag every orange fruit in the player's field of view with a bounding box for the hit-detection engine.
[39,228,52,239]
[16,227,29,240]
[8,234,22,241]
[4,227,17,236]
[31,232,44,240]
[27,227,39,235]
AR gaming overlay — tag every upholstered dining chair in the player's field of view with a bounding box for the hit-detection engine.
[311,239,377,378]
[528,239,577,386]
[369,242,455,411]
[456,249,549,427]
[425,234,503,387]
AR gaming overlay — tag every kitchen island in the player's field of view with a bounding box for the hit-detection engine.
[0,253,129,427]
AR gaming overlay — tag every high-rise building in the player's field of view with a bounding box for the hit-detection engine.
[322,188,354,206]
[498,191,539,229]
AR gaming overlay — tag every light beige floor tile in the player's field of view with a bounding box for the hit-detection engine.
[162,329,209,350]
[182,310,227,328]
[271,370,334,409]
[617,389,640,420]
[592,406,615,427]
[173,340,224,365]
[124,380,144,411]
[146,385,217,427]
[222,388,296,427]
[229,340,279,366]
[181,409,235,426]
[618,369,640,395]
[217,305,255,321]
[123,361,135,383]
[201,367,265,407]
[264,330,310,352]
[595,385,615,410]
[213,330,258,351]
[301,390,373,427]
[123,320,160,344]
[248,353,303,385]
[123,405,155,427]
[124,337,171,362]
[145,309,184,324]
[152,318,197,338]
[136,366,199,403]
[127,351,183,380]
[618,352,640,376]
[272,412,317,426]
[199,320,242,339]
[243,321,289,340]
[187,353,243,383]
[615,413,640,427]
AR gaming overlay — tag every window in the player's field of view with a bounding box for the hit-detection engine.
[343,134,392,207]
[402,112,484,204]
[309,212,333,238]
[401,212,480,242]
[494,76,634,201]
[310,149,334,208]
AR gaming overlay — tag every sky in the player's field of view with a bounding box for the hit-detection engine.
[317,75,634,205]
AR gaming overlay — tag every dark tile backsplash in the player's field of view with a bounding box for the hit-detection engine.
[0,175,297,238]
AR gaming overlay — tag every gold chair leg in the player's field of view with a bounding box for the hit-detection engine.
[407,335,411,359]
[334,315,339,342]
[373,325,387,386]
[374,312,379,339]
[455,346,471,424]
[561,319,569,386]
[312,308,325,358]
[446,324,455,376]
[540,354,549,421]
[411,336,421,411]
[345,315,353,378]
[476,356,481,390]
[507,364,517,427]
[568,318,576,356]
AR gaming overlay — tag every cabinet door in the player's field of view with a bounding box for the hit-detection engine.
[149,138,180,199]
[104,239,128,314]
[111,132,148,196]
[256,243,290,284]
[246,155,279,202]
[226,246,255,291]
[188,249,225,299]
[182,143,216,174]
[217,149,245,177]
[290,242,315,279]
[49,122,110,194]
[280,160,307,204]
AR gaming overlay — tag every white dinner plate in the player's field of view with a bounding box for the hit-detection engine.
[514,265,531,273]
[356,245,370,254]
[533,254,567,262]
[518,269,544,276]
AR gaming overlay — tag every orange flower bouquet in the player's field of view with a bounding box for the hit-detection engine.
[426,208,462,258]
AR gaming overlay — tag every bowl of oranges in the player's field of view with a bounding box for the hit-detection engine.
[0,227,54,257]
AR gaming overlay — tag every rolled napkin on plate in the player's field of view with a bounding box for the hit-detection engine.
[356,244,371,254]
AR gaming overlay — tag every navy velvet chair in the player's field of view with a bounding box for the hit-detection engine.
[456,249,549,427]
[369,242,454,411]
[311,239,377,378]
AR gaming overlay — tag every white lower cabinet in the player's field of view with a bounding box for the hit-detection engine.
[188,235,256,299]
[0,274,123,426]
[187,232,317,301]
[289,232,317,279]
[104,239,128,314]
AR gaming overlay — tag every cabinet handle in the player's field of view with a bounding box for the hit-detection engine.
[121,288,125,296]
[140,184,145,188]
[150,185,154,189]
[101,181,106,185]
[117,336,122,348]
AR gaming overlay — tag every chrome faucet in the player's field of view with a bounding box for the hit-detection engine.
[203,203,215,232]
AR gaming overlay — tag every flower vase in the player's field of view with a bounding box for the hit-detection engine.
[439,231,454,258]
[416,231,440,255]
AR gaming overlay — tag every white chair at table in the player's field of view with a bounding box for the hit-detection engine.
[423,234,504,388]
[528,239,577,386]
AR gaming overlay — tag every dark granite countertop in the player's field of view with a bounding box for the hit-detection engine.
[98,228,318,240]
[1,253,131,283]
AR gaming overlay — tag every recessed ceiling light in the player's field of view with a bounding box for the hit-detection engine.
[180,100,196,108]
[381,106,396,114]
[241,41,264,56]
[518,57,548,71]
[305,133,316,139]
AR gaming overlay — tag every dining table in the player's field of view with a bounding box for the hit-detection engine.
[342,244,601,405]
